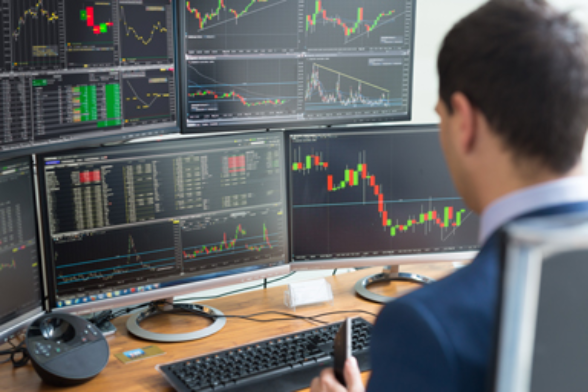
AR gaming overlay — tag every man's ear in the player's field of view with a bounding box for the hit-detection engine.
[450,92,477,154]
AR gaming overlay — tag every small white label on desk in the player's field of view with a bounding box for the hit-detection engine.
[286,278,333,308]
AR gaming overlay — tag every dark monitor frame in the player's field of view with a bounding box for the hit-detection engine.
[0,156,46,342]
[285,124,479,271]
[178,0,417,134]
[0,0,183,161]
[36,131,290,315]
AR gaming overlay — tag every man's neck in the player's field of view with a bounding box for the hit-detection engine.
[476,163,584,214]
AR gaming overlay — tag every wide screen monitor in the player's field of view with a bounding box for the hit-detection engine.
[0,157,44,342]
[38,132,289,313]
[0,0,180,158]
[180,0,416,132]
[288,126,480,269]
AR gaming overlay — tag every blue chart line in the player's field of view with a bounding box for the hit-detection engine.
[57,247,176,269]
[293,197,464,209]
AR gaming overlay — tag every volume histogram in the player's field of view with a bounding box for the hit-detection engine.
[181,207,285,274]
[186,58,298,125]
[304,0,412,51]
[11,0,62,70]
[119,0,174,65]
[52,222,179,295]
[289,131,479,260]
[184,0,299,53]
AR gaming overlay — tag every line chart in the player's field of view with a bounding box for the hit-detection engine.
[53,222,178,295]
[120,6,167,46]
[186,59,298,121]
[12,0,59,41]
[289,131,480,259]
[184,0,299,52]
[11,0,62,70]
[304,57,406,116]
[305,62,392,109]
[119,1,173,65]
[122,69,176,127]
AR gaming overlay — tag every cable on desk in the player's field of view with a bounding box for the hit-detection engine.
[0,338,29,369]
[170,306,379,326]
[178,272,296,302]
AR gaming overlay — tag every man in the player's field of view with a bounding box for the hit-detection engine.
[311,1,588,391]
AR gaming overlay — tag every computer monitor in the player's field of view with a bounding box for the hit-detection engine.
[0,157,44,342]
[38,132,289,339]
[287,126,479,301]
[181,0,416,132]
[0,0,180,158]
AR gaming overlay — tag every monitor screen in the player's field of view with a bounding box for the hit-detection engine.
[0,0,179,156]
[39,132,288,310]
[288,127,480,267]
[0,157,43,341]
[181,0,415,132]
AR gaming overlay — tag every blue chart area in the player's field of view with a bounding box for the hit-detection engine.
[52,221,179,295]
[186,58,298,123]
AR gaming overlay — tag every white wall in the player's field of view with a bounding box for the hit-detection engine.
[409,0,588,172]
[409,0,485,124]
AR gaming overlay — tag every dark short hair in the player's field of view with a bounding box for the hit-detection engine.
[438,0,588,173]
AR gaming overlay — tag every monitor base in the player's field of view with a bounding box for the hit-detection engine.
[126,301,226,343]
[354,265,435,304]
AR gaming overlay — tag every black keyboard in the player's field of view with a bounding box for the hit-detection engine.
[157,317,372,392]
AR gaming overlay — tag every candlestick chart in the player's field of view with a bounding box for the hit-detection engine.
[184,0,299,52]
[52,222,179,295]
[181,207,285,273]
[64,0,117,67]
[120,0,173,65]
[10,0,62,70]
[289,131,479,260]
[304,57,407,115]
[304,0,412,51]
[186,59,298,123]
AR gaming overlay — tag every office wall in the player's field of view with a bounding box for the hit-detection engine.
[410,0,588,173]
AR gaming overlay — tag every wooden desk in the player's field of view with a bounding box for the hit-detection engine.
[1,264,458,392]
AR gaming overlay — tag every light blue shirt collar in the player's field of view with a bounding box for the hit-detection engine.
[479,176,588,244]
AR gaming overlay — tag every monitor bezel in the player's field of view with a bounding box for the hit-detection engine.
[36,131,291,314]
[285,124,480,269]
[0,156,46,343]
[0,0,183,161]
[178,0,417,134]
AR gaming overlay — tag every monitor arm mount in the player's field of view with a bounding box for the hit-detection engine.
[354,265,435,303]
[126,299,226,343]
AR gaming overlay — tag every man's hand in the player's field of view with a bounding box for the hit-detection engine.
[310,357,365,392]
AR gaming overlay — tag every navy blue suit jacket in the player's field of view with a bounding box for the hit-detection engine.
[367,202,588,392]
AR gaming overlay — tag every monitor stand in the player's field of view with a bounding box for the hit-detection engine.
[126,299,226,343]
[354,265,435,303]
